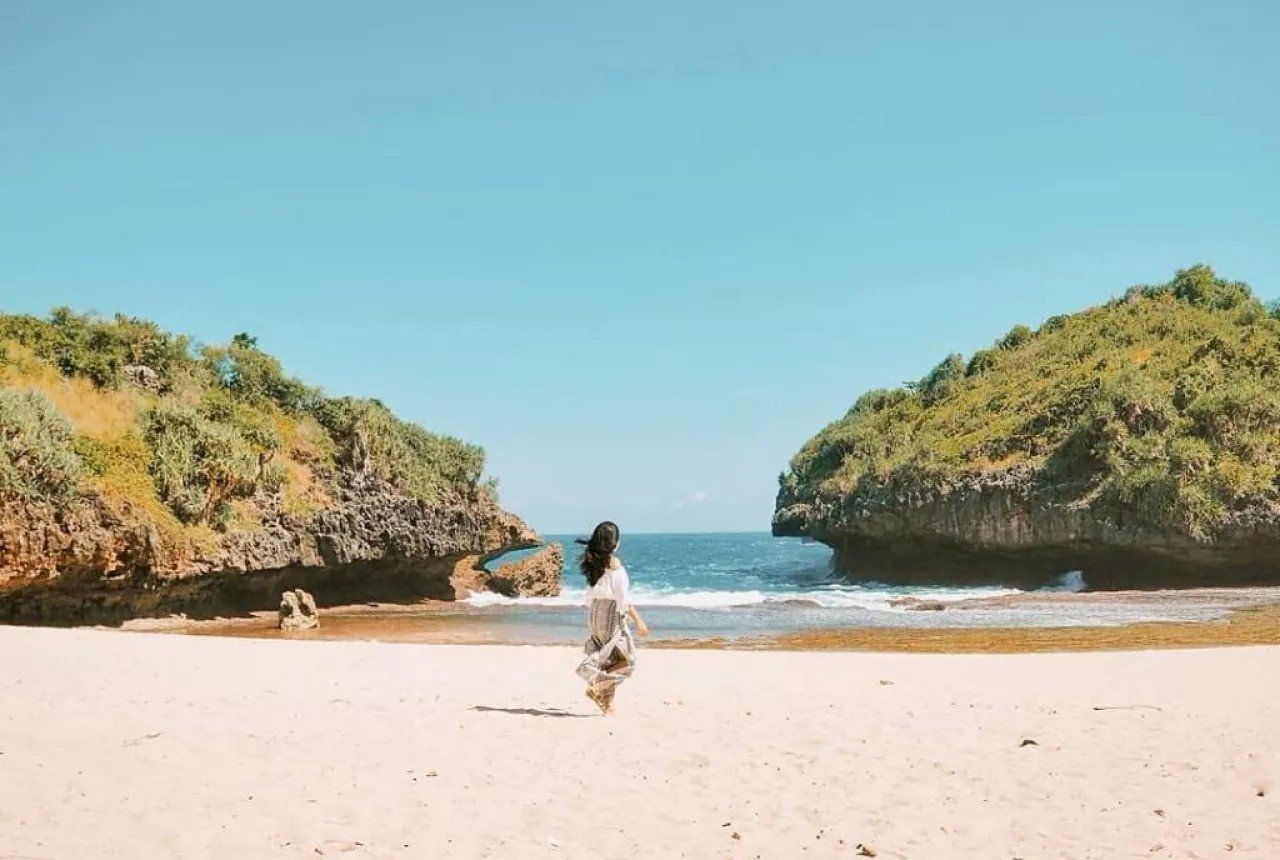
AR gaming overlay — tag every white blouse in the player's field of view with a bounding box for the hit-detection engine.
[585,564,631,612]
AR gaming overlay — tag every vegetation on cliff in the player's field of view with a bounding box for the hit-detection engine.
[779,266,1280,542]
[0,309,491,561]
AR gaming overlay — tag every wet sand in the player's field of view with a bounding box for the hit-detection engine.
[146,588,1280,653]
[756,599,1280,652]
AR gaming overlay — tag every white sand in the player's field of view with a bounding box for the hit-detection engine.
[0,627,1277,858]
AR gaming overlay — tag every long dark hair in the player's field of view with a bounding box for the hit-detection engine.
[576,521,619,587]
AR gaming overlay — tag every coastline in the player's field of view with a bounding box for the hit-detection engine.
[114,588,1280,653]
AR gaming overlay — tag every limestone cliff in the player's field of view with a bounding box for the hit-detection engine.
[774,266,1280,588]
[0,463,540,624]
[0,309,542,623]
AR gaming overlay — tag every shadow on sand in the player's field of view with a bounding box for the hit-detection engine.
[470,705,591,718]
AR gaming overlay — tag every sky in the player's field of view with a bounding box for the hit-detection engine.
[1,2,1278,534]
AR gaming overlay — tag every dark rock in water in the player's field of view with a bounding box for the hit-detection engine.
[888,596,948,610]
[279,588,319,630]
[775,465,1280,589]
[481,543,563,598]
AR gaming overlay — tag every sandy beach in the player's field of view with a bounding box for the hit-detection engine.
[0,627,1276,858]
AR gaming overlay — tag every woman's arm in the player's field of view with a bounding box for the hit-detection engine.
[615,563,649,635]
[627,604,649,636]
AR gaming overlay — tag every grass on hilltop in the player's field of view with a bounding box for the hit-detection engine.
[781,266,1280,542]
[0,309,491,562]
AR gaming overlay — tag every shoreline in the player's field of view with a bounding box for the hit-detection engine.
[109,589,1280,654]
[744,599,1280,652]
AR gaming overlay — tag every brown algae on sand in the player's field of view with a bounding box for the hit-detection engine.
[746,600,1280,653]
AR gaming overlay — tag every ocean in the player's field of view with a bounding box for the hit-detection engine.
[191,532,1274,645]
[455,532,1247,643]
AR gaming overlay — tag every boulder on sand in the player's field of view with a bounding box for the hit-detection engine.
[278,588,320,630]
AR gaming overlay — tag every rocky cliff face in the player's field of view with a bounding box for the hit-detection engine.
[774,466,1280,589]
[0,469,540,624]
[774,267,1280,589]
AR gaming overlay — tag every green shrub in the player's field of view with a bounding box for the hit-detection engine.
[312,396,484,499]
[201,334,318,414]
[846,388,915,418]
[1185,377,1280,449]
[913,353,965,404]
[965,348,1001,377]
[998,324,1033,351]
[1169,264,1252,310]
[781,265,1280,539]
[2,309,497,520]
[0,390,82,502]
[0,308,195,389]
[142,402,278,526]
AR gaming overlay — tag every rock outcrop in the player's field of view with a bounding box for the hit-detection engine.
[774,266,1280,589]
[775,463,1280,590]
[0,308,546,624]
[482,543,564,598]
[278,588,319,630]
[0,472,539,624]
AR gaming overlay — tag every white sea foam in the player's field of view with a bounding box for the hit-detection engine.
[465,583,1025,612]
[1043,570,1088,592]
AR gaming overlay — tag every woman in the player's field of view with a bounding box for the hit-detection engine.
[575,521,649,714]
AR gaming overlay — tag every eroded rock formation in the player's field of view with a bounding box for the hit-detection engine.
[774,465,1280,589]
[0,473,539,624]
[483,543,564,598]
[278,588,319,630]
[774,267,1280,589]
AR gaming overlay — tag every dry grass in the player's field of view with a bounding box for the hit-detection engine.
[0,342,147,440]
[1,342,250,566]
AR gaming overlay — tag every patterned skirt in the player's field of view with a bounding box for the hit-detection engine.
[576,599,636,700]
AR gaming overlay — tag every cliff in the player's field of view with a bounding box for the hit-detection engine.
[774,266,1280,588]
[0,310,544,623]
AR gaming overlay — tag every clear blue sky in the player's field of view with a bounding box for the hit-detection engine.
[2,2,1277,534]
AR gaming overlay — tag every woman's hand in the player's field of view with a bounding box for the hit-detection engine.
[627,605,649,636]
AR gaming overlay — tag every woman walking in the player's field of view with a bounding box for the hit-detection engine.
[575,521,649,714]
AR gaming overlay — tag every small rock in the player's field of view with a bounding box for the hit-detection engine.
[1019,739,1038,747]
[279,589,320,630]
[878,680,894,686]
[123,364,162,392]
[731,832,741,840]
[855,843,877,857]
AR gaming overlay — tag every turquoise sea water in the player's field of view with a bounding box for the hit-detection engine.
[195,532,1274,644]
[457,532,1245,643]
